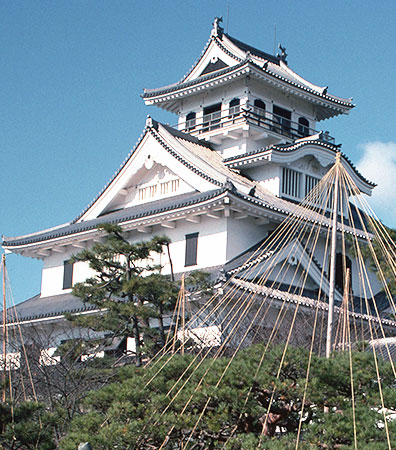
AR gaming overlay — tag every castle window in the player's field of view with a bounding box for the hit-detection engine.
[298,117,310,137]
[253,99,266,126]
[282,167,301,198]
[305,175,320,196]
[253,99,266,114]
[273,105,291,135]
[63,260,74,290]
[185,233,198,267]
[203,103,221,131]
[229,98,240,117]
[186,112,196,130]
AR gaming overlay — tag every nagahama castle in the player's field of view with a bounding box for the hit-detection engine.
[3,19,396,354]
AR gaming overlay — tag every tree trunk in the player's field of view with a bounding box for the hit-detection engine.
[132,315,142,367]
[126,255,142,367]
[158,304,166,347]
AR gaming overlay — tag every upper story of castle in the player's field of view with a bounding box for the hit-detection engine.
[142,18,354,159]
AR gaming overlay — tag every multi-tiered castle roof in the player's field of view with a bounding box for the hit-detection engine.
[2,19,384,334]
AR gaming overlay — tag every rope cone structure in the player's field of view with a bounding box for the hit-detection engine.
[1,154,396,448]
[140,153,396,449]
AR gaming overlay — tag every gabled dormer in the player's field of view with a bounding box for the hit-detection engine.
[142,18,354,157]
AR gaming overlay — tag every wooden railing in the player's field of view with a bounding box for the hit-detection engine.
[177,104,335,144]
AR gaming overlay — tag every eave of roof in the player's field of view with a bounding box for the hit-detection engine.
[142,59,353,110]
[2,188,228,248]
[229,189,372,239]
[142,61,247,98]
[143,42,353,112]
[224,140,376,188]
[3,174,372,249]
[1,292,97,325]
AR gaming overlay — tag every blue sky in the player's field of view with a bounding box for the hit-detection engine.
[1,1,396,303]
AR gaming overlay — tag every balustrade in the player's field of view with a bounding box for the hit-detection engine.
[177,104,335,144]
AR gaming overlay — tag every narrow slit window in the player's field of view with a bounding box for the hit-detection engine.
[63,260,74,290]
[185,233,198,267]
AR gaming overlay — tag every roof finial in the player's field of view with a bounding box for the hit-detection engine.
[224,178,236,192]
[211,16,224,38]
[277,43,288,64]
[146,115,153,128]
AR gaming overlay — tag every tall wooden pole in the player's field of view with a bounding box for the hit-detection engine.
[2,254,7,402]
[326,152,341,359]
[181,275,185,356]
[341,268,351,351]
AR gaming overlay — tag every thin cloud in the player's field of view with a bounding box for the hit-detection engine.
[356,141,396,228]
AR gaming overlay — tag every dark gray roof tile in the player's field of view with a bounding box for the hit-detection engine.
[2,293,96,324]
[3,189,226,247]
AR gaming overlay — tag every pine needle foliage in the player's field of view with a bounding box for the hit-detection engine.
[0,401,57,449]
[59,344,396,449]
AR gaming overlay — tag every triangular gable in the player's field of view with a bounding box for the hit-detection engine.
[183,36,243,83]
[199,58,228,76]
[99,162,195,216]
[76,120,250,223]
[232,238,343,303]
[77,133,214,222]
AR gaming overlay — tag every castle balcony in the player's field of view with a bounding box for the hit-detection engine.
[177,104,335,146]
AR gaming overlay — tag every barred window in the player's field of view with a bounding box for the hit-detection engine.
[138,178,180,201]
[160,179,180,195]
[282,168,301,198]
[305,175,320,196]
[138,184,157,201]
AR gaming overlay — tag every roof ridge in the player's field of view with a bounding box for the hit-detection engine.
[149,125,223,187]
[223,33,280,64]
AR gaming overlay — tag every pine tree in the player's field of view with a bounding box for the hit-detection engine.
[70,223,177,366]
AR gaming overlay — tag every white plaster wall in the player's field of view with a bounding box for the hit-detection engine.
[226,217,271,261]
[243,164,281,196]
[41,249,95,298]
[133,216,228,275]
[41,252,71,297]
